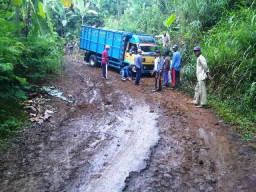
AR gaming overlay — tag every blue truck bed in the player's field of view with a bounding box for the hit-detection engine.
[79,26,157,73]
[80,26,131,68]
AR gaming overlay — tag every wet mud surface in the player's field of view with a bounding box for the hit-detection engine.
[0,59,256,192]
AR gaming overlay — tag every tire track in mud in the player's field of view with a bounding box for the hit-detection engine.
[80,105,159,192]
[72,65,161,192]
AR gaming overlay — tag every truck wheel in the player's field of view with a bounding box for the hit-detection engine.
[89,55,97,67]
[84,52,90,62]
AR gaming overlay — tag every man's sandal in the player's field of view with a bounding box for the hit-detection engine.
[196,105,208,108]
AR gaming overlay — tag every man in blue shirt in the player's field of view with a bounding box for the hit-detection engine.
[171,45,181,89]
[153,50,164,92]
[120,65,133,81]
[134,49,143,85]
[129,45,135,55]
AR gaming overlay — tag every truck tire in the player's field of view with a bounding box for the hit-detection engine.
[89,55,97,67]
[84,52,90,62]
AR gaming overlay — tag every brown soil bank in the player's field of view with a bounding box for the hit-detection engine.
[0,59,255,192]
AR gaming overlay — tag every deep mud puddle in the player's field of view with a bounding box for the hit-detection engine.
[80,105,159,192]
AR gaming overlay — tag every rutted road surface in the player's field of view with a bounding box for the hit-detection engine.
[0,59,255,192]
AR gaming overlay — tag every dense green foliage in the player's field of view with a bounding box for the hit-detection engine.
[105,1,168,34]
[204,6,256,136]
[0,0,64,139]
[180,3,256,136]
[203,7,256,106]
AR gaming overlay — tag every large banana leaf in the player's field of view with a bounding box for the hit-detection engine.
[33,12,50,35]
[37,1,46,18]
[11,0,23,6]
[164,14,176,28]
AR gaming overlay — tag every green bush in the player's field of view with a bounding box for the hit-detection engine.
[202,6,256,111]
[179,5,256,137]
[0,12,64,139]
[17,33,64,82]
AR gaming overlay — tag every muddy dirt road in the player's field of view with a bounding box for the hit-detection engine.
[0,59,256,192]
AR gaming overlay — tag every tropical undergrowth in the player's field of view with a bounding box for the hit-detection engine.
[0,9,64,140]
[181,5,256,139]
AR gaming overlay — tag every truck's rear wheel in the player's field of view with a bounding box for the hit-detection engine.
[84,52,90,62]
[89,55,97,67]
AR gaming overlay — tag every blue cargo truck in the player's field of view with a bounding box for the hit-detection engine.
[79,26,158,74]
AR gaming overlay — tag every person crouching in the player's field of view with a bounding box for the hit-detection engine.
[120,64,134,81]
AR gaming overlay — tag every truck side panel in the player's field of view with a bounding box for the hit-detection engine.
[80,26,128,69]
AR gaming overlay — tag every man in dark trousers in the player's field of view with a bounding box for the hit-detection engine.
[171,44,181,89]
[163,50,171,87]
[101,45,110,79]
[153,50,164,92]
[68,41,74,58]
[134,49,143,85]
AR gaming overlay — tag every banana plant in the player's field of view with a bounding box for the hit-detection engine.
[71,0,98,25]
[163,13,176,29]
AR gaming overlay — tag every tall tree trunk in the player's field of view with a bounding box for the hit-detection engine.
[23,2,31,38]
[117,0,121,19]
[14,5,20,36]
[15,6,19,26]
[82,15,84,25]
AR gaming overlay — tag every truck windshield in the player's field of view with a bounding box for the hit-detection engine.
[140,45,157,53]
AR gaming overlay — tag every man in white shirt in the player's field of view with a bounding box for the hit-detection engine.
[192,46,212,108]
[155,33,170,47]
[153,50,164,92]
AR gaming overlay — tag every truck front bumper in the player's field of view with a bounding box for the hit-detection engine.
[142,65,154,75]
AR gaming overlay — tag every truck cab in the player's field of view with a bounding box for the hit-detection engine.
[124,35,157,73]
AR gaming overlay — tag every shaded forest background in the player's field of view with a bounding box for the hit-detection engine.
[0,0,255,140]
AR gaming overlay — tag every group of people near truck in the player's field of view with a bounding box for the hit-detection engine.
[100,40,211,108]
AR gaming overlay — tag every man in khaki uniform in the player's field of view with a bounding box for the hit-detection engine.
[192,46,212,108]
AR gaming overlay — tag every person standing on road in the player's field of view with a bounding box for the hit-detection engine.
[68,41,74,58]
[192,46,212,108]
[170,45,181,89]
[134,49,143,85]
[163,50,171,87]
[101,45,110,79]
[153,50,164,92]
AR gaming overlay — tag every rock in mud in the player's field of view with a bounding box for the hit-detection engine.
[105,101,112,105]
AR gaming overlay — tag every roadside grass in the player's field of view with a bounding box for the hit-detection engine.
[208,96,256,142]
[179,81,256,142]
[0,100,27,145]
